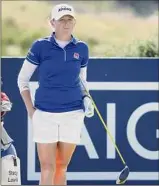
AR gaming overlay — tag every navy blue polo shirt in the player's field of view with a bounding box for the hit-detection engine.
[26,33,89,112]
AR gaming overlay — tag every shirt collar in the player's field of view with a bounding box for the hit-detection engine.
[50,32,77,45]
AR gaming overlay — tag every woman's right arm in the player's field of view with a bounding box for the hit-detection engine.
[17,60,38,118]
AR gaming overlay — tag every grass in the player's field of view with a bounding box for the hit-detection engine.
[2,1,159,57]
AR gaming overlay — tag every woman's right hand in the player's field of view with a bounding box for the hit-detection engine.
[28,107,36,119]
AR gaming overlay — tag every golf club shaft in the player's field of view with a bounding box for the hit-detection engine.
[80,78,126,165]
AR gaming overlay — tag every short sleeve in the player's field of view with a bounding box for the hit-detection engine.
[26,40,41,65]
[81,44,89,68]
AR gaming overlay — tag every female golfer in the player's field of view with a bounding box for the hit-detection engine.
[17,3,94,185]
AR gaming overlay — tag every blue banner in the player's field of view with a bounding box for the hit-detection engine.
[1,57,159,185]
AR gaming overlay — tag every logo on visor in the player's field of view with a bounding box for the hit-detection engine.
[58,6,72,12]
[73,52,79,59]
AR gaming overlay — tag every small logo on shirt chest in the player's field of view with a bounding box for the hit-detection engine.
[73,52,79,59]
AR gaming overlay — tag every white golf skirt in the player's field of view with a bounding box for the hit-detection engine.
[32,109,85,144]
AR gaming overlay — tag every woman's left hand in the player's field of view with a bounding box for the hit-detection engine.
[83,96,94,118]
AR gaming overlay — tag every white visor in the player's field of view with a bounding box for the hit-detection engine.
[51,4,75,20]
